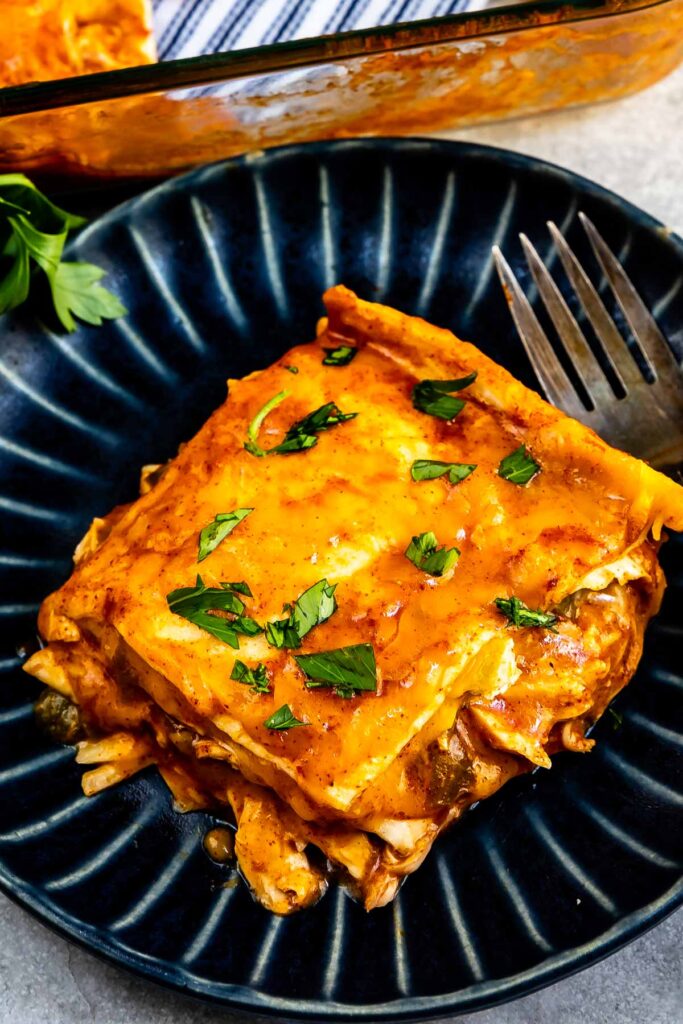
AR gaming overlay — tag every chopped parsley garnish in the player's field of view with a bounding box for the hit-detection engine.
[221,581,253,597]
[264,618,300,650]
[411,460,476,485]
[245,392,357,457]
[244,390,289,457]
[167,576,262,649]
[266,578,337,649]
[495,596,557,630]
[405,531,460,577]
[272,402,357,453]
[294,643,377,698]
[497,445,540,485]
[411,372,477,421]
[197,508,252,562]
[322,344,357,366]
[0,173,126,331]
[264,704,306,730]
[231,660,270,694]
[284,365,299,374]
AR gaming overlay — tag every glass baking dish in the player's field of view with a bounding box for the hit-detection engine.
[0,0,680,183]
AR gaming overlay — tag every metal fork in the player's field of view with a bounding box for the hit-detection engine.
[493,212,683,471]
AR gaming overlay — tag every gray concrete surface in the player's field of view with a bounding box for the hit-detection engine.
[2,61,682,1024]
[446,62,683,233]
[0,894,680,1023]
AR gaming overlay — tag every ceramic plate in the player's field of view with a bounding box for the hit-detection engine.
[0,139,681,1019]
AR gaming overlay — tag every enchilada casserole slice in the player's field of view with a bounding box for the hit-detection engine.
[25,285,683,914]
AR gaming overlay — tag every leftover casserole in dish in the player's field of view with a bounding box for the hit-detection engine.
[0,0,154,86]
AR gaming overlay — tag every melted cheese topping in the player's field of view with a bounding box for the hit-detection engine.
[32,286,683,813]
[25,286,683,911]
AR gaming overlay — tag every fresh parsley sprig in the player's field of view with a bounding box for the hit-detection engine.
[411,372,477,421]
[245,393,357,457]
[197,508,253,562]
[231,660,270,694]
[411,460,476,485]
[0,174,126,332]
[405,531,460,577]
[264,704,306,730]
[265,578,337,649]
[294,643,377,698]
[166,576,262,648]
[497,445,540,485]
[495,596,557,630]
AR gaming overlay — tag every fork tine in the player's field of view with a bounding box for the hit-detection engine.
[547,221,643,390]
[519,233,612,409]
[579,212,681,380]
[492,246,586,419]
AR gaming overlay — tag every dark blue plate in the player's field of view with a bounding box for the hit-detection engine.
[0,139,681,1020]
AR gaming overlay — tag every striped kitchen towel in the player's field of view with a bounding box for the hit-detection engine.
[152,0,501,61]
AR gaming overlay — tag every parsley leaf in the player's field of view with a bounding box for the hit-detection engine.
[269,402,357,454]
[244,390,289,457]
[167,577,246,617]
[231,660,270,694]
[266,578,337,649]
[294,643,377,698]
[50,261,127,332]
[284,365,299,374]
[265,619,301,649]
[405,531,460,577]
[264,704,306,730]
[175,608,261,648]
[0,174,126,332]
[197,508,253,562]
[266,432,319,455]
[411,460,476,485]
[411,372,477,420]
[221,581,253,597]
[322,344,357,366]
[167,575,263,648]
[0,230,30,312]
[245,393,356,457]
[0,174,85,231]
[7,214,65,275]
[495,596,557,630]
[497,445,540,485]
[288,578,337,638]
